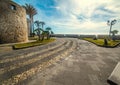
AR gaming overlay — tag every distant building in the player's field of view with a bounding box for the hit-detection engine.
[0,0,28,43]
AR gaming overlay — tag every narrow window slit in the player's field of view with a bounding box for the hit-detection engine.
[10,5,16,10]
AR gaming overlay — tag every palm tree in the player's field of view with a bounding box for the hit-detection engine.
[51,31,54,34]
[23,4,37,36]
[107,19,117,38]
[46,27,51,39]
[111,30,118,41]
[39,21,45,40]
[46,27,51,32]
[41,31,48,40]
[34,20,42,41]
[40,21,45,30]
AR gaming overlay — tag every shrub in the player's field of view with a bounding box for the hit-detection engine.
[104,38,108,45]
[93,36,97,40]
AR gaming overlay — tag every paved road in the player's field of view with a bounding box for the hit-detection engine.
[27,39,120,85]
[0,38,76,84]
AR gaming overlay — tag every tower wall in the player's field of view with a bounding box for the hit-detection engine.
[0,0,28,43]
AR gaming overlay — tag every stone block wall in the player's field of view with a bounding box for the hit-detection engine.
[0,0,28,43]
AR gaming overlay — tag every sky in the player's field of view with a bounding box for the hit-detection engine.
[13,0,120,35]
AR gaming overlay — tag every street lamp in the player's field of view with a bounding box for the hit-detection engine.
[107,19,117,38]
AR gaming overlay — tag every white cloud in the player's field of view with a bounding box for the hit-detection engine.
[48,0,120,34]
[15,0,120,34]
[55,0,112,16]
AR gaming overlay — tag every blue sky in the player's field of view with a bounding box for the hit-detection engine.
[13,0,120,34]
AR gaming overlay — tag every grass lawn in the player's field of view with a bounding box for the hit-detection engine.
[28,36,38,40]
[13,38,55,49]
[84,38,120,47]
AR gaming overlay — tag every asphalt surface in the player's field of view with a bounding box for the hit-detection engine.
[0,38,76,84]
[27,39,120,85]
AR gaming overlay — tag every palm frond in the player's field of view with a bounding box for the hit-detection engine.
[23,3,37,18]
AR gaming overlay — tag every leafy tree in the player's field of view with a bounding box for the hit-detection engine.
[111,30,119,41]
[107,19,117,38]
[111,30,118,36]
[51,31,54,34]
[46,27,51,31]
[41,31,48,40]
[40,21,45,30]
[39,21,45,40]
[23,4,37,36]
[45,27,51,39]
[34,21,43,41]
[46,27,55,39]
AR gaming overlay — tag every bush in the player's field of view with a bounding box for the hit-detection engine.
[104,38,108,45]
[93,37,97,40]
[13,38,55,49]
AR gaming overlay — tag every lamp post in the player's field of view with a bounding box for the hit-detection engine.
[107,19,117,38]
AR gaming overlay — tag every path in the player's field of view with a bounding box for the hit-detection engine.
[27,39,120,85]
[0,38,76,84]
[0,38,120,85]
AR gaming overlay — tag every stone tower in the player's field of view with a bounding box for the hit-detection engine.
[0,0,28,43]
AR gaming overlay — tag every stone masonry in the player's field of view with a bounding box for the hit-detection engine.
[0,0,28,43]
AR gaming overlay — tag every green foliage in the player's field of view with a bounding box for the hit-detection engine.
[23,4,37,36]
[13,38,55,49]
[34,21,54,41]
[51,31,54,34]
[93,36,97,40]
[84,38,120,47]
[111,30,118,35]
[40,21,45,28]
[28,36,38,40]
[46,27,51,31]
[107,19,117,38]
[111,30,119,41]
[104,38,108,46]
[34,20,44,41]
[23,4,37,16]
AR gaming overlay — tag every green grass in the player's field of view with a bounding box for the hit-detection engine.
[84,38,120,47]
[13,38,55,49]
[28,36,38,40]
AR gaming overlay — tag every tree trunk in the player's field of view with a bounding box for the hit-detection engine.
[32,17,34,37]
[41,34,44,41]
[30,16,33,37]
[109,25,112,39]
[42,25,44,30]
[38,35,40,41]
[38,28,41,41]
[41,25,44,40]
[47,34,49,40]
